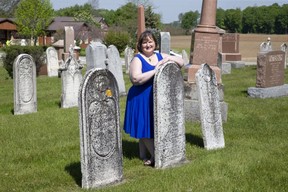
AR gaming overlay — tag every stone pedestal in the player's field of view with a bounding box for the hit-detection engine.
[184,81,228,122]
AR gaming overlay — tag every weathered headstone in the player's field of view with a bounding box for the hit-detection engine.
[281,43,287,68]
[79,68,123,189]
[182,49,189,65]
[0,51,6,67]
[124,46,134,74]
[160,32,171,54]
[46,46,59,77]
[59,47,83,108]
[13,54,37,115]
[154,62,186,168]
[85,41,107,71]
[196,63,225,150]
[107,45,126,96]
[256,50,285,88]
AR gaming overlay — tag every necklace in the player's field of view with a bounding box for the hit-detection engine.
[143,53,154,62]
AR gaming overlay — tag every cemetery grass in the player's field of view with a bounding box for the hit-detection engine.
[1,66,288,192]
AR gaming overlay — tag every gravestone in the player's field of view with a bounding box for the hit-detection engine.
[259,42,272,52]
[185,0,227,123]
[13,54,37,115]
[182,49,189,65]
[59,47,83,108]
[85,41,107,71]
[79,68,123,189]
[247,50,288,98]
[256,50,285,88]
[0,51,6,67]
[281,43,287,68]
[154,62,186,168]
[46,46,59,77]
[124,46,134,74]
[196,63,225,150]
[107,45,126,96]
[160,32,171,54]
[221,33,245,68]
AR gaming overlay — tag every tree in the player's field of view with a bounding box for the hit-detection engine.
[275,4,288,34]
[14,0,54,45]
[224,8,242,33]
[145,5,161,29]
[216,8,225,29]
[0,0,20,17]
[88,0,99,9]
[180,11,199,34]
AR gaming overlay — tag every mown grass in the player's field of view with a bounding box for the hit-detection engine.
[1,65,288,192]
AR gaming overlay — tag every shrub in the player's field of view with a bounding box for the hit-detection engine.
[2,45,46,78]
[104,31,131,54]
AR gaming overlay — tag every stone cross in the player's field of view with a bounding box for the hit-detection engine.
[59,46,83,108]
[196,63,225,150]
[13,54,37,115]
[79,68,123,189]
[154,62,186,168]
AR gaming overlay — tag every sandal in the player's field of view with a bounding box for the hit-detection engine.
[143,159,154,166]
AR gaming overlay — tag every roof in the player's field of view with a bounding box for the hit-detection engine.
[47,17,89,31]
[0,18,15,23]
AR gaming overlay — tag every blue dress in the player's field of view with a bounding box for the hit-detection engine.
[123,52,163,139]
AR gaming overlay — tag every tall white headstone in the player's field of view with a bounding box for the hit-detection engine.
[107,45,126,96]
[154,62,186,168]
[85,41,107,71]
[196,63,225,150]
[46,46,59,77]
[13,54,37,115]
[160,32,171,55]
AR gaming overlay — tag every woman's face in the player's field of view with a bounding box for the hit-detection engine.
[141,36,156,55]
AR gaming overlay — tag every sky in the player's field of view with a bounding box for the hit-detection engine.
[50,0,287,23]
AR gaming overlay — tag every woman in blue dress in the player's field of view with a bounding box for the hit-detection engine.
[123,30,184,166]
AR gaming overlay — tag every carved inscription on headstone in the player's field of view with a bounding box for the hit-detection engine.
[256,51,285,88]
[13,54,37,115]
[79,68,123,189]
[46,46,59,77]
[196,64,225,150]
[154,62,186,168]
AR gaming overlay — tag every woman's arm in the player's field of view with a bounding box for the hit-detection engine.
[129,57,156,85]
[159,53,185,67]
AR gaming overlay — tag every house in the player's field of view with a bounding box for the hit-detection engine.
[0,16,109,47]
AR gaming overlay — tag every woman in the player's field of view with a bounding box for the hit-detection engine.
[123,30,184,166]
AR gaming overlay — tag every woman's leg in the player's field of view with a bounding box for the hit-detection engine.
[139,138,148,160]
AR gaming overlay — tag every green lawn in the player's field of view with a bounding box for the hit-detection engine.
[0,65,288,192]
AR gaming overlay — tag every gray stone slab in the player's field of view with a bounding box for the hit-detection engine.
[160,32,171,54]
[107,45,126,96]
[13,54,37,115]
[154,62,186,168]
[79,68,123,189]
[221,62,231,74]
[85,41,107,71]
[124,46,134,74]
[196,63,225,150]
[248,84,288,98]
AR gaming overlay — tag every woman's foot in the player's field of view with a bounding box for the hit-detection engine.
[143,159,154,166]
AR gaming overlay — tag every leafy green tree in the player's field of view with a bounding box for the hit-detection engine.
[275,4,288,34]
[145,5,161,29]
[224,8,242,33]
[216,8,225,29]
[14,0,54,45]
[180,11,199,34]
[242,6,257,33]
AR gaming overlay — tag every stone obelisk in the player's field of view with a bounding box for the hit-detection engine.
[137,5,145,41]
[187,0,221,83]
[184,0,228,122]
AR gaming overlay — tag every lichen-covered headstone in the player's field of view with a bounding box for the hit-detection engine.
[196,63,225,150]
[13,54,37,115]
[79,68,123,189]
[154,62,186,168]
[46,46,59,77]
